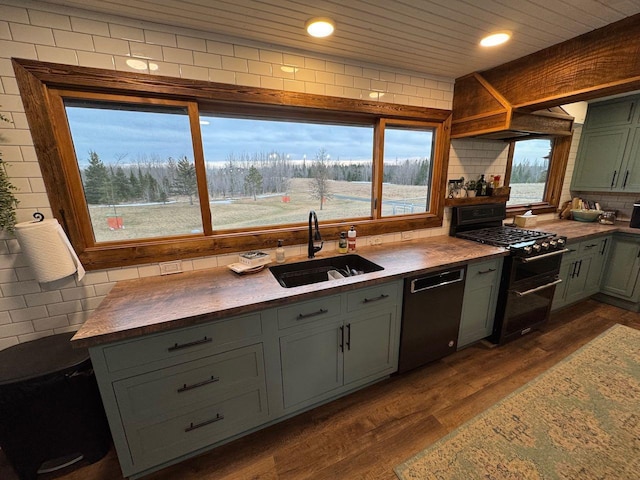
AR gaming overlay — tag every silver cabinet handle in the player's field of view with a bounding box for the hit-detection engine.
[168,336,212,352]
[185,413,224,432]
[511,278,562,297]
[362,293,389,303]
[177,375,220,393]
[296,308,328,320]
[477,268,497,274]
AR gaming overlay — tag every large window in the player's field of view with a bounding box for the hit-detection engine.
[15,59,450,269]
[507,138,552,206]
[505,135,572,215]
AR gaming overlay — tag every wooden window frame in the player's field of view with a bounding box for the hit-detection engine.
[13,58,452,270]
[504,134,573,217]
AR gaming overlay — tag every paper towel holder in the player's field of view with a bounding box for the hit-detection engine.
[32,212,44,222]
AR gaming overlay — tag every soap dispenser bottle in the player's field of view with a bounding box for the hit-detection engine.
[338,232,348,254]
[276,239,285,263]
[347,226,357,253]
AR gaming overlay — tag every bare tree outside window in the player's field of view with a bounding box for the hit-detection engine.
[310,148,332,210]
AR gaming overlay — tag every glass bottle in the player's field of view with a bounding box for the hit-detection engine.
[276,239,285,263]
[338,232,348,254]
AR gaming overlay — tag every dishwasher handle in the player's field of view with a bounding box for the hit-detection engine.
[410,268,465,293]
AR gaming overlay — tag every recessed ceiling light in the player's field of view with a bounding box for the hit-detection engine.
[480,31,511,47]
[305,17,335,38]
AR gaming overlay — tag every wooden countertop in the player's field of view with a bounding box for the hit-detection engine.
[71,220,639,348]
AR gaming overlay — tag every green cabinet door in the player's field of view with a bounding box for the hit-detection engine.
[344,310,397,385]
[601,235,640,300]
[564,255,592,305]
[279,320,344,408]
[583,236,610,295]
[620,127,640,191]
[552,245,579,310]
[458,257,502,348]
[571,127,630,191]
[584,97,637,129]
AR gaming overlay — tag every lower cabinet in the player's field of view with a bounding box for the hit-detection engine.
[458,257,503,348]
[90,280,402,478]
[552,235,610,310]
[600,234,640,301]
[278,281,402,409]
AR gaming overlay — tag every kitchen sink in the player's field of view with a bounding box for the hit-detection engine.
[269,254,384,288]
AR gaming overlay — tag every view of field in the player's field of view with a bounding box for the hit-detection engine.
[89,178,428,242]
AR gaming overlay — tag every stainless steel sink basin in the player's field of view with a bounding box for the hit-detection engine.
[269,254,384,288]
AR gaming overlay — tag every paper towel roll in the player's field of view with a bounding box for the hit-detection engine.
[14,219,85,283]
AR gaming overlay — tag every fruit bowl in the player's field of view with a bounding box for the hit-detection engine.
[571,209,602,222]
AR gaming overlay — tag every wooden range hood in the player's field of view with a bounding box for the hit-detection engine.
[451,73,574,140]
[451,12,640,140]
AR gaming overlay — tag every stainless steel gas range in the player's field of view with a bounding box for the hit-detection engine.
[451,204,568,345]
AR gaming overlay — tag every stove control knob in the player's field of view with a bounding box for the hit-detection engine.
[557,238,566,247]
[541,242,550,250]
[523,246,533,255]
[532,244,542,253]
[549,240,557,248]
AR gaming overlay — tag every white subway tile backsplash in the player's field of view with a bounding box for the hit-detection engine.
[260,76,283,90]
[61,285,96,302]
[177,35,206,52]
[129,42,162,60]
[0,337,19,350]
[0,321,33,338]
[10,23,54,45]
[247,60,272,76]
[150,61,180,77]
[10,305,47,322]
[70,17,110,36]
[1,280,40,296]
[0,21,11,40]
[24,290,63,307]
[206,39,234,56]
[81,296,105,311]
[0,5,29,24]
[294,68,315,82]
[316,71,335,85]
[259,50,283,64]
[18,330,53,342]
[94,36,130,56]
[235,72,260,87]
[68,310,92,325]
[145,29,177,47]
[194,51,222,69]
[221,56,248,73]
[33,315,68,331]
[0,39,37,59]
[0,312,10,325]
[0,269,17,283]
[106,268,139,282]
[29,10,70,30]
[47,300,82,316]
[282,79,305,93]
[36,44,78,64]
[180,64,208,81]
[234,45,259,60]
[163,46,193,64]
[0,296,26,312]
[209,68,235,84]
[110,24,144,42]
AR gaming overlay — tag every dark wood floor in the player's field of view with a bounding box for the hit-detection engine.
[2,300,639,480]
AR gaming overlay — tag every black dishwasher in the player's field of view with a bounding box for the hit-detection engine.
[398,267,466,373]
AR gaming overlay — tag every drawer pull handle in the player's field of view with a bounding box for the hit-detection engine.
[177,376,220,393]
[363,294,389,303]
[584,244,597,249]
[477,268,496,274]
[297,308,328,320]
[185,413,224,432]
[168,336,212,352]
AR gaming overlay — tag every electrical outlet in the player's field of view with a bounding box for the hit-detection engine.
[159,260,183,275]
[368,236,383,246]
[401,231,413,241]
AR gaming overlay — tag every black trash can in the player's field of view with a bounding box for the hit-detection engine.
[0,332,111,480]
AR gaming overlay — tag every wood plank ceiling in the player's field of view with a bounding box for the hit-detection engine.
[36,0,640,79]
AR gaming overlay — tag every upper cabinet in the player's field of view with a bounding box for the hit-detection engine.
[571,94,640,192]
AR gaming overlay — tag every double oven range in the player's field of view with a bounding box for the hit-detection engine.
[451,204,568,345]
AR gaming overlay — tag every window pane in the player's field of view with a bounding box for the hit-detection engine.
[507,139,552,206]
[65,101,200,242]
[199,116,373,229]
[382,127,434,216]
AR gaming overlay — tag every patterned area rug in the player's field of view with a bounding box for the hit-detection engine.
[395,324,640,480]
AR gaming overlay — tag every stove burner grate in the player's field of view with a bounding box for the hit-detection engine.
[456,226,552,247]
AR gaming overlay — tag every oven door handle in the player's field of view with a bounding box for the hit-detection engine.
[517,248,570,263]
[511,278,562,297]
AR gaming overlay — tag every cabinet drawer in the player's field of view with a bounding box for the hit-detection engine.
[579,238,605,255]
[114,344,265,422]
[277,294,341,329]
[346,283,398,312]
[128,387,268,469]
[466,258,501,288]
[103,314,262,373]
